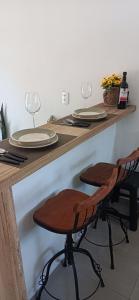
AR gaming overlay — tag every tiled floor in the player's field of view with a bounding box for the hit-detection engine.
[40,208,139,300]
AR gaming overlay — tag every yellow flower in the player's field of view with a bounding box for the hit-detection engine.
[101,73,121,88]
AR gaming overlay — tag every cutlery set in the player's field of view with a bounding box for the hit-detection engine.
[60,119,90,127]
[0,148,27,165]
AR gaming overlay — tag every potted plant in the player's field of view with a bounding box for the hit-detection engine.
[101,73,121,106]
[0,103,7,139]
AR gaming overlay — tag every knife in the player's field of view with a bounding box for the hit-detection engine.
[0,156,20,165]
[7,151,28,160]
[2,153,25,162]
[62,119,90,127]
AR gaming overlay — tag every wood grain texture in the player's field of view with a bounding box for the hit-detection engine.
[0,184,27,300]
[0,103,136,186]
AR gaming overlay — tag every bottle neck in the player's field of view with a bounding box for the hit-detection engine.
[122,72,127,82]
[123,75,126,81]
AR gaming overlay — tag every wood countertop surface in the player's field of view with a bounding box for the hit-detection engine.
[0,103,136,186]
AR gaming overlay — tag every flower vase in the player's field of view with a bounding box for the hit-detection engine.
[103,87,120,107]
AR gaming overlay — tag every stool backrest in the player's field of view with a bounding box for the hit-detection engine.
[73,167,118,231]
[116,148,139,184]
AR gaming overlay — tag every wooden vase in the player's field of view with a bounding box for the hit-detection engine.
[103,87,120,107]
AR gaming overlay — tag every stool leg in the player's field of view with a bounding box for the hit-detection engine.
[129,188,138,231]
[37,249,65,300]
[36,285,44,300]
[71,253,80,300]
[63,234,75,266]
[106,216,114,270]
[74,248,104,287]
[63,238,68,267]
[76,227,87,248]
[119,217,129,243]
[111,186,120,203]
[92,215,99,229]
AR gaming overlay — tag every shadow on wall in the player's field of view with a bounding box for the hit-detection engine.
[113,112,139,161]
[72,164,98,195]
[69,150,96,192]
[18,191,58,241]
[18,191,65,298]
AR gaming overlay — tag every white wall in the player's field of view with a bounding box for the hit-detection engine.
[0,0,138,151]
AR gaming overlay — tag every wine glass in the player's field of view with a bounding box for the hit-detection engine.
[25,92,41,128]
[81,81,92,106]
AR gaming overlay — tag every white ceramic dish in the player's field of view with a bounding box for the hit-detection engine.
[72,108,107,120]
[11,128,56,146]
[9,134,58,149]
[72,112,107,120]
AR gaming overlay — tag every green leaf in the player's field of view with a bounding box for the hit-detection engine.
[0,103,7,139]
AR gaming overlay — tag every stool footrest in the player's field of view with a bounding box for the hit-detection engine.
[36,241,104,300]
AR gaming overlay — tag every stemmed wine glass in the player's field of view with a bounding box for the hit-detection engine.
[25,92,41,128]
[81,81,92,106]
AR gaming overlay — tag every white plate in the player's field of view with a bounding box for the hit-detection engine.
[79,111,100,116]
[72,108,107,120]
[9,135,58,149]
[11,128,56,146]
[72,112,107,120]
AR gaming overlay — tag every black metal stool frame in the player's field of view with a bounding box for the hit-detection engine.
[36,232,104,300]
[114,171,139,231]
[79,156,139,270]
[36,212,105,300]
[84,198,129,270]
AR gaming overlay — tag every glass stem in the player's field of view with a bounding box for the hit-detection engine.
[32,114,35,128]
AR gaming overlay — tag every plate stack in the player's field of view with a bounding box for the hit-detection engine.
[9,128,58,149]
[72,108,107,120]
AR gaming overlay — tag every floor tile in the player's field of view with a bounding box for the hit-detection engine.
[81,220,139,298]
[93,286,128,300]
[130,277,139,300]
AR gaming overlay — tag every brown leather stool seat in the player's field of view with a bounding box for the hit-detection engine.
[33,168,118,300]
[80,162,115,187]
[34,189,89,234]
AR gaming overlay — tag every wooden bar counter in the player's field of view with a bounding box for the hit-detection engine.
[0,103,136,300]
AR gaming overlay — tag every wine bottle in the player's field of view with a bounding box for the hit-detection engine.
[117,72,128,109]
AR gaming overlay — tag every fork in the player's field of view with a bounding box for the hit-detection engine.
[0,148,27,163]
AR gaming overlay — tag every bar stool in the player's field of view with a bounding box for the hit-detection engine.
[80,148,139,269]
[33,168,118,300]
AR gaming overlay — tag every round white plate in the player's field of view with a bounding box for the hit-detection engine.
[72,108,107,120]
[11,128,56,146]
[77,111,104,116]
[9,135,58,149]
[72,112,107,120]
[19,132,50,143]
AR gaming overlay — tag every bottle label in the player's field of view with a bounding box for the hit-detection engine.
[119,88,128,102]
